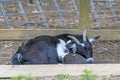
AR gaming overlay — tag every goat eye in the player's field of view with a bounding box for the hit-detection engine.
[84,47,87,50]
[64,49,69,53]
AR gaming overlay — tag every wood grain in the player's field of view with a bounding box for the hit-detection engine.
[0,64,120,77]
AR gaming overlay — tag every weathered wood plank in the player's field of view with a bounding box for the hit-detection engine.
[0,29,81,40]
[0,29,120,40]
[0,64,120,77]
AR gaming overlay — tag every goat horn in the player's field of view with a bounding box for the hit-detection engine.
[83,28,87,41]
[67,35,81,45]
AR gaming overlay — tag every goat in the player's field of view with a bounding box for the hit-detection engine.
[12,29,99,64]
[62,40,87,64]
[12,35,69,64]
[63,53,87,64]
[66,29,100,63]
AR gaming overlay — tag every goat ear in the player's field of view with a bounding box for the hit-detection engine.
[89,35,100,43]
[66,40,77,54]
[71,44,77,54]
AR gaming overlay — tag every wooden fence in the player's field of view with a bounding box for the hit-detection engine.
[0,0,120,41]
[0,29,120,40]
[0,64,120,78]
[0,0,120,78]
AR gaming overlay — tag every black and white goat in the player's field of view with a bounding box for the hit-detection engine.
[66,30,100,63]
[12,29,99,64]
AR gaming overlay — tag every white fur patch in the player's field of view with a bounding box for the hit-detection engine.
[80,43,85,47]
[89,38,96,43]
[66,40,72,44]
[70,43,77,53]
[16,53,22,62]
[57,39,69,62]
[86,58,94,63]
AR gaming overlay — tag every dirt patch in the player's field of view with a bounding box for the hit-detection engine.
[0,40,22,64]
[0,40,120,64]
[93,41,120,63]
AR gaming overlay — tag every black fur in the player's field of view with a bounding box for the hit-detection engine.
[12,34,99,64]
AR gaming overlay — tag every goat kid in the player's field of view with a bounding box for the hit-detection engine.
[62,40,86,64]
[64,42,87,64]
[63,53,87,64]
